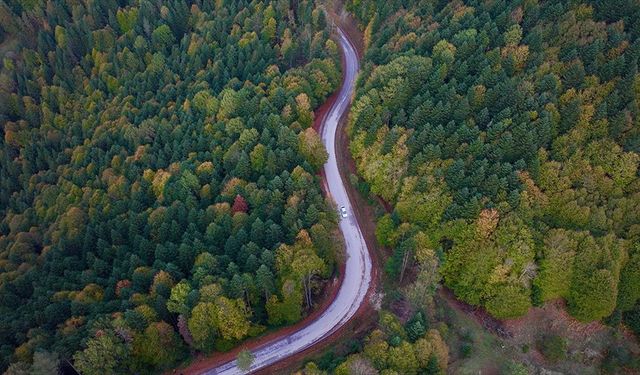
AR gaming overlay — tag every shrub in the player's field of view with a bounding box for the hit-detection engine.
[538,335,567,362]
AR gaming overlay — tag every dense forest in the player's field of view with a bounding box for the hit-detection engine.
[346,0,640,331]
[0,0,342,373]
[298,310,450,375]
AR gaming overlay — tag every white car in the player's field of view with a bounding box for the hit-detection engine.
[340,206,348,218]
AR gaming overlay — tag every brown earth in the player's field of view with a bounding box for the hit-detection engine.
[325,1,365,60]
[440,287,640,374]
[439,287,512,338]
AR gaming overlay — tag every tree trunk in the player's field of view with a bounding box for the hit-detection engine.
[244,289,251,309]
[400,248,411,283]
[302,274,312,309]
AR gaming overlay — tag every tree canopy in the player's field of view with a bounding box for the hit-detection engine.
[346,0,640,325]
[0,0,341,372]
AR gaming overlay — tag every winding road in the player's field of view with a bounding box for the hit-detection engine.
[203,26,372,375]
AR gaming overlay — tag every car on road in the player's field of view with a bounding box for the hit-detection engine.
[340,206,348,218]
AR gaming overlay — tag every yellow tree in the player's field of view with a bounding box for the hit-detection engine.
[214,296,250,341]
[188,302,218,351]
[298,128,328,171]
[277,230,326,309]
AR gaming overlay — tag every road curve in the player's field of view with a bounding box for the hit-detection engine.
[203,26,372,375]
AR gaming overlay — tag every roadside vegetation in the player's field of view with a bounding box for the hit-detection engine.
[297,0,640,373]
[0,0,341,373]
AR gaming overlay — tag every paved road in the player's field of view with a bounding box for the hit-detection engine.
[204,26,372,375]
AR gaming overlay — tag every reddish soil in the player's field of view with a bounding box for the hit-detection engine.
[440,288,640,373]
[439,287,513,338]
[253,306,379,375]
[503,299,607,342]
[325,2,365,60]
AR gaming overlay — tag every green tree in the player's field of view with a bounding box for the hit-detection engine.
[167,280,192,316]
[388,341,418,374]
[267,280,303,325]
[188,302,218,352]
[214,297,250,341]
[298,128,328,171]
[569,269,617,322]
[132,322,186,370]
[256,265,276,300]
[534,230,577,302]
[73,332,130,375]
[151,24,175,50]
[538,335,567,363]
[262,17,276,42]
[30,351,59,375]
[375,214,396,247]
[277,230,326,308]
[617,245,640,312]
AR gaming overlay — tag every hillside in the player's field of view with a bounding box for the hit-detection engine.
[314,0,640,373]
[347,0,640,326]
[0,0,341,373]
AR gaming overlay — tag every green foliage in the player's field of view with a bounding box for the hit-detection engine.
[405,311,427,342]
[379,310,406,339]
[188,296,250,352]
[503,361,529,375]
[333,325,449,374]
[266,281,303,325]
[617,244,640,312]
[424,355,440,375]
[72,332,130,375]
[388,341,418,374]
[601,344,639,374]
[132,322,186,371]
[0,1,342,372]
[403,253,440,312]
[534,229,578,302]
[347,0,640,323]
[624,301,640,337]
[441,213,535,319]
[538,335,568,363]
[167,280,192,316]
[151,24,175,50]
[567,235,625,321]
[460,342,473,359]
[298,128,328,171]
[569,269,618,322]
[375,214,396,247]
[276,230,327,309]
[192,90,219,116]
[116,7,138,34]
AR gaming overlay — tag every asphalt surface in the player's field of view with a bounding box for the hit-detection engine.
[203,27,372,375]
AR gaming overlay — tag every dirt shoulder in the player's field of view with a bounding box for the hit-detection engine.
[325,2,365,59]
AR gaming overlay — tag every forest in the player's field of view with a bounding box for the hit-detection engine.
[345,0,640,338]
[0,0,341,373]
[2,0,640,373]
